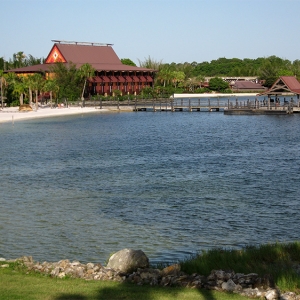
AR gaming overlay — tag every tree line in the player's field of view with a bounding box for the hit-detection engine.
[0,62,94,108]
[124,55,300,94]
[1,51,300,107]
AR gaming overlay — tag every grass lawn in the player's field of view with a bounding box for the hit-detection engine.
[0,265,248,300]
[1,241,300,299]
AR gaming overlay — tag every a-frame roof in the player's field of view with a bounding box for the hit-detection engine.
[45,43,122,66]
[260,76,300,96]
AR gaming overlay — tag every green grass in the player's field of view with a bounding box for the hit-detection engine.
[180,241,300,293]
[1,242,300,299]
[0,263,247,300]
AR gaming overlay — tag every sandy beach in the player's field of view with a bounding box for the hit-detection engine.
[0,106,111,124]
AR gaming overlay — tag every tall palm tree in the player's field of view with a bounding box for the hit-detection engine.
[78,63,95,100]
[12,79,26,106]
[0,70,7,109]
[156,67,172,87]
[31,73,44,110]
[171,71,185,89]
[23,75,35,106]
[12,51,26,68]
[43,79,59,108]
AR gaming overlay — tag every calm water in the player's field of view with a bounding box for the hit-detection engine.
[0,110,300,264]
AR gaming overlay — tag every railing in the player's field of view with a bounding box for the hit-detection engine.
[56,96,300,112]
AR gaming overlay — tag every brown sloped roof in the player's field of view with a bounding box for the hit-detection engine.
[7,64,52,73]
[233,81,266,90]
[7,42,155,73]
[280,76,300,93]
[52,43,154,72]
[54,43,121,65]
[259,76,300,95]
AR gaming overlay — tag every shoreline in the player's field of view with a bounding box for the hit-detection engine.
[0,106,111,124]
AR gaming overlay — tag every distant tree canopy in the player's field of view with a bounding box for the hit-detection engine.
[209,77,230,92]
[2,50,300,97]
[121,58,136,66]
[0,51,45,70]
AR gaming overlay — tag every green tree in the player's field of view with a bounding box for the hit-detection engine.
[78,63,95,100]
[0,70,7,108]
[0,57,5,71]
[43,78,59,108]
[121,58,136,66]
[156,66,173,87]
[50,62,81,101]
[23,75,36,106]
[292,60,300,80]
[171,71,185,88]
[138,56,162,70]
[12,77,27,106]
[259,56,293,87]
[209,77,229,92]
[31,73,45,110]
[24,54,44,66]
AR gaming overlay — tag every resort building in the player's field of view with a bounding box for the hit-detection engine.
[259,76,300,101]
[231,80,267,93]
[7,40,155,96]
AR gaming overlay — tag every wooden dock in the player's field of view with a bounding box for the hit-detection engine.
[132,98,227,112]
[85,96,300,114]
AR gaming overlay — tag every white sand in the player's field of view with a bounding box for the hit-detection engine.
[0,106,110,124]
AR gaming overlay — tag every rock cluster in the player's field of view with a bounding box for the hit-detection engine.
[2,249,300,300]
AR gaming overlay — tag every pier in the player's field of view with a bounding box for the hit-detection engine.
[84,96,300,114]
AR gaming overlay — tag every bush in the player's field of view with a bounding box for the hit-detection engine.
[194,87,210,93]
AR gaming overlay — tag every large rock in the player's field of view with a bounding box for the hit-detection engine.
[19,104,33,111]
[106,249,149,273]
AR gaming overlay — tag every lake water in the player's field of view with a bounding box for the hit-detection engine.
[0,110,299,264]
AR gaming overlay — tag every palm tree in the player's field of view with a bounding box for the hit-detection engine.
[31,73,45,110]
[43,79,59,108]
[0,70,7,109]
[12,79,26,106]
[12,51,26,68]
[23,75,35,106]
[138,56,162,70]
[156,67,172,87]
[171,71,185,89]
[78,63,95,101]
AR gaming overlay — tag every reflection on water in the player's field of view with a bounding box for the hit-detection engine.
[0,112,299,264]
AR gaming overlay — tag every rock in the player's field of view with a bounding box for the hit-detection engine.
[161,264,181,276]
[57,272,66,278]
[240,287,265,298]
[1,264,9,268]
[0,258,6,261]
[265,289,280,300]
[19,104,33,111]
[106,249,149,273]
[280,292,298,300]
[221,279,236,291]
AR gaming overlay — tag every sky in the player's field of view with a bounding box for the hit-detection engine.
[1,0,300,65]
